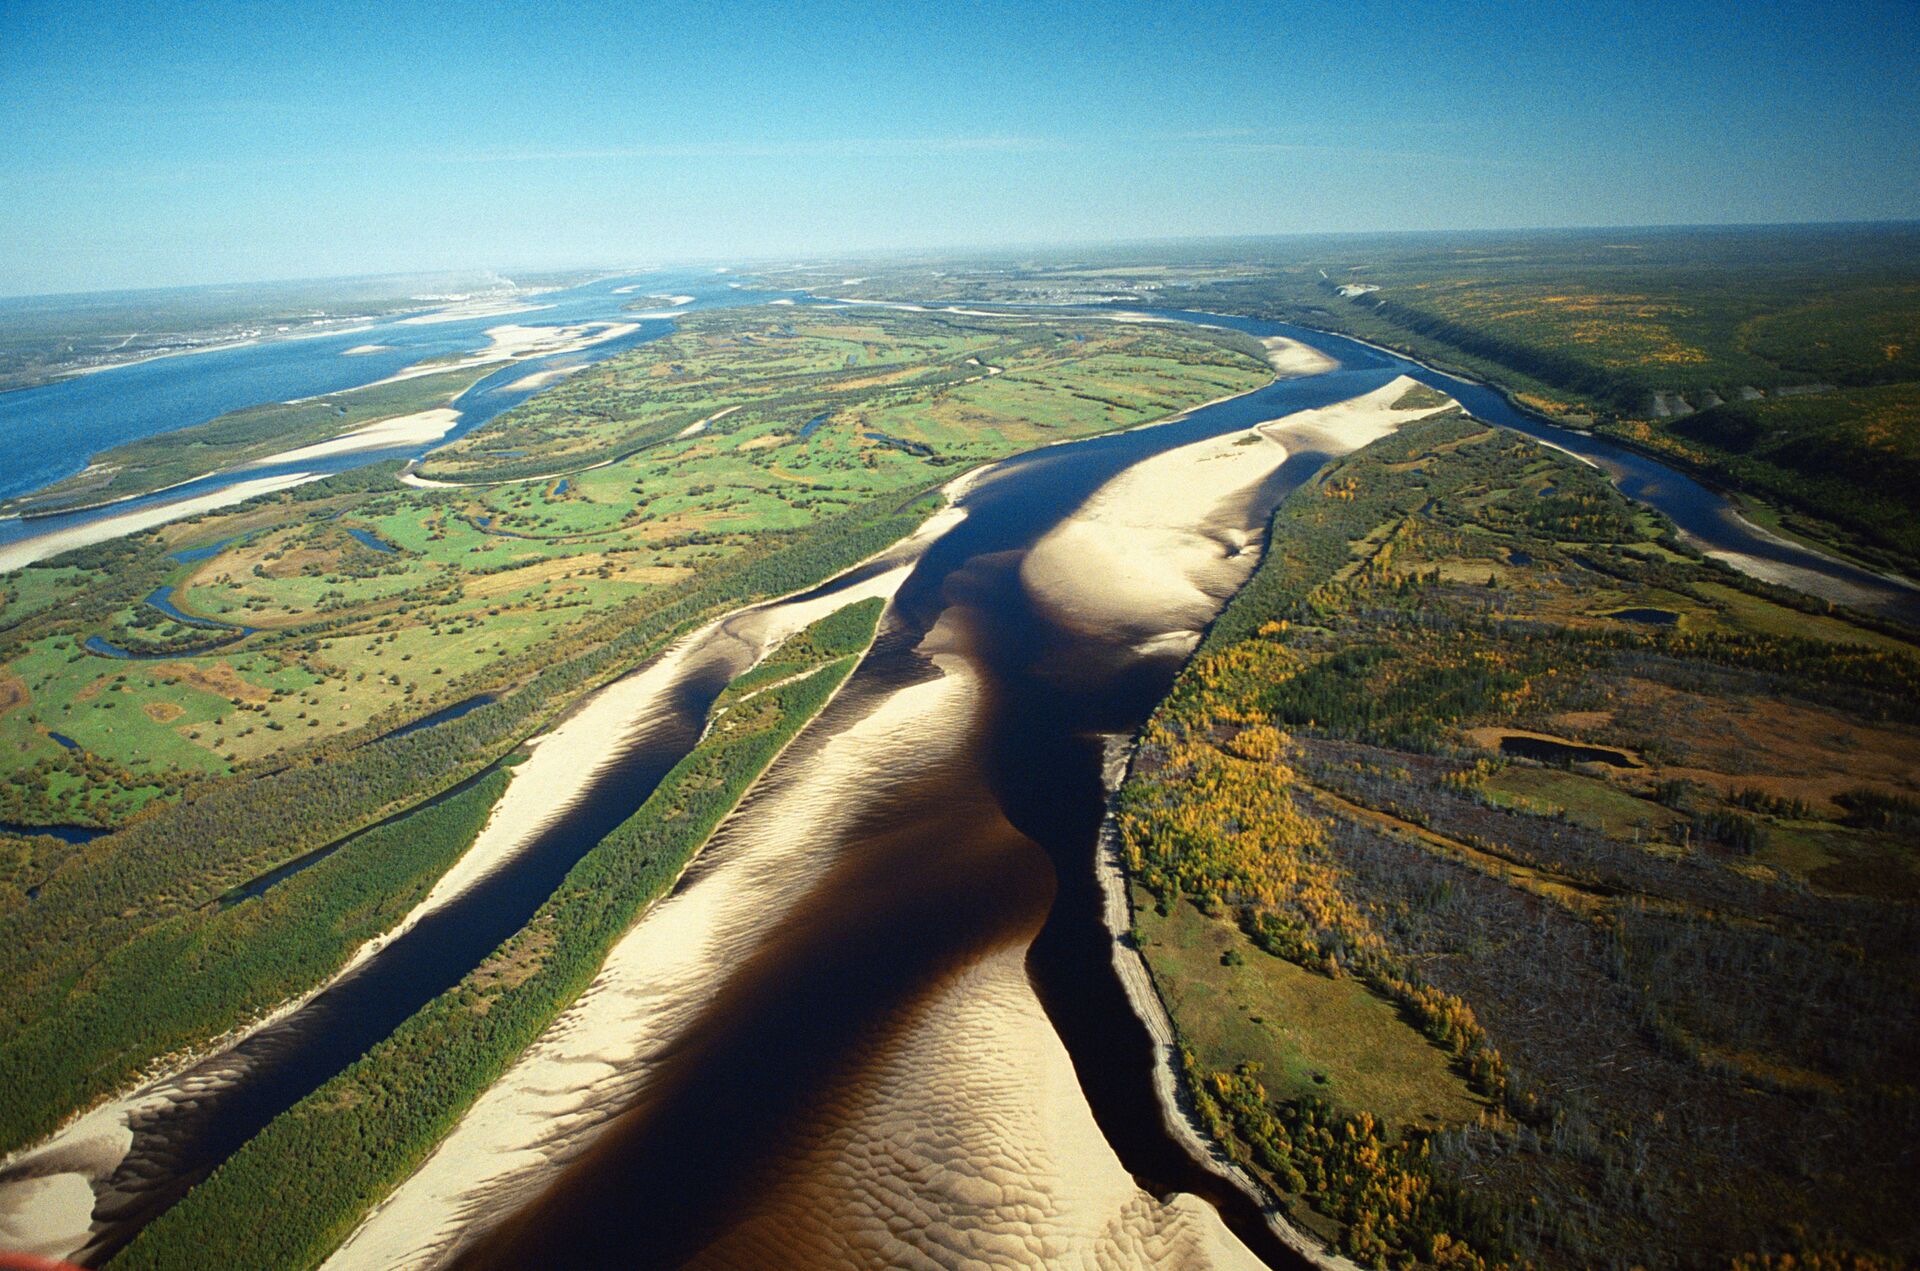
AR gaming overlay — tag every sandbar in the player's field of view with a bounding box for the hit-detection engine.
[0,471,322,574]
[242,408,463,468]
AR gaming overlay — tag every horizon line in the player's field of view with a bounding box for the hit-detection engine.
[4,215,1917,304]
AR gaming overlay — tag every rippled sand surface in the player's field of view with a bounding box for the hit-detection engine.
[679,942,1266,1271]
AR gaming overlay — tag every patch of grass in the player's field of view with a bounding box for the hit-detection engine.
[1478,766,1680,840]
[1137,891,1484,1132]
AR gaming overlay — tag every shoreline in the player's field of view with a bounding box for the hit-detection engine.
[0,285,563,400]
[1279,321,1920,602]
[0,471,325,573]
[0,318,650,564]
[1094,734,1358,1271]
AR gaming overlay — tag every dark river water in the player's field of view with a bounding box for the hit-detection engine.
[8,296,1915,1267]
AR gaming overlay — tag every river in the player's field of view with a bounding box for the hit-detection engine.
[0,272,794,560]
[1,297,1912,1267]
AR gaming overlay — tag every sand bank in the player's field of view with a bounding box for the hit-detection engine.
[395,462,459,490]
[675,404,740,439]
[338,320,643,396]
[499,364,588,393]
[342,344,391,356]
[0,1101,134,1259]
[1021,376,1444,649]
[683,940,1268,1270]
[474,321,637,361]
[396,299,548,326]
[0,471,322,574]
[1262,335,1339,377]
[242,408,464,468]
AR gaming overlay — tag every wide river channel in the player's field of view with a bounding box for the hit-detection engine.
[1,293,1914,1267]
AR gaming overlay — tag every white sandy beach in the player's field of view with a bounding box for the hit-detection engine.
[1262,334,1339,377]
[0,471,322,574]
[241,408,463,468]
[1021,376,1444,651]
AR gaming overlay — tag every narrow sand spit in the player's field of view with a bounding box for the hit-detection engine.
[676,404,740,438]
[0,1104,132,1258]
[1701,545,1908,611]
[1700,511,1920,611]
[611,288,693,303]
[242,407,463,468]
[395,463,460,490]
[1261,335,1339,378]
[499,364,588,393]
[342,343,391,356]
[353,320,640,392]
[1021,376,1445,651]
[396,299,548,326]
[0,471,322,574]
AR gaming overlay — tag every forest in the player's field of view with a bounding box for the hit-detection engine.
[1117,414,1920,1268]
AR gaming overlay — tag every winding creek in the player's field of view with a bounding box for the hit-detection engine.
[1,296,1915,1267]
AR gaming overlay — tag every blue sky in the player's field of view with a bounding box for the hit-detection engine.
[3,0,1917,295]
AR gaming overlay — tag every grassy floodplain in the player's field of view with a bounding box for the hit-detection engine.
[1116,414,1920,1267]
[0,307,1269,1159]
[110,599,882,1271]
